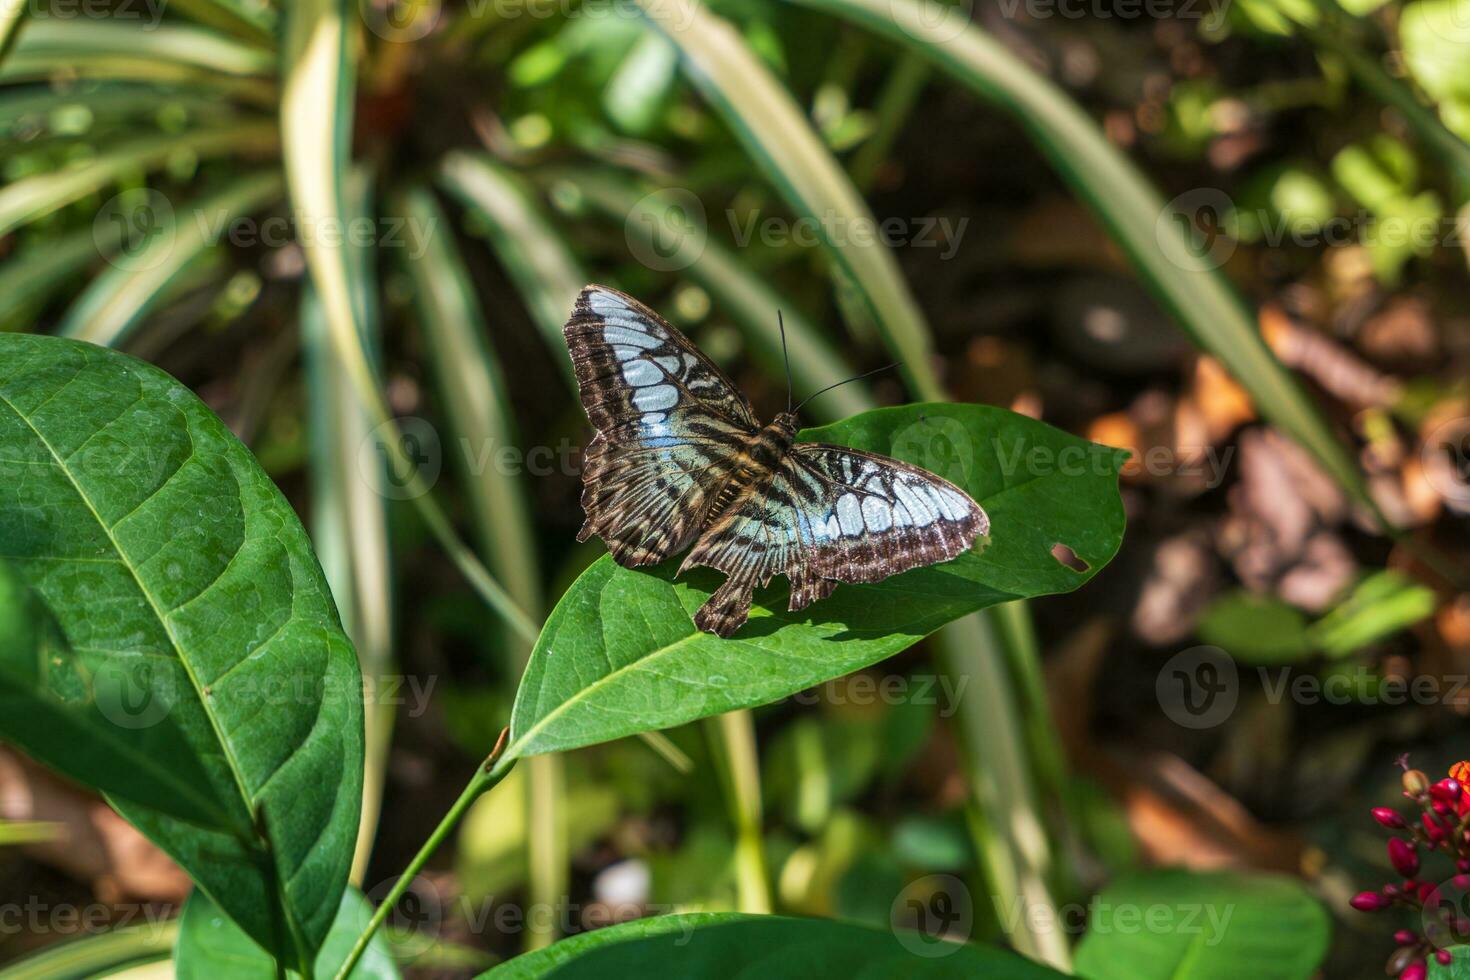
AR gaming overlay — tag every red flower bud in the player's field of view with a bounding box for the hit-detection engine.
[1395,929,1417,945]
[1402,965,1427,980]
[1434,778,1463,802]
[1455,875,1470,891]
[1351,891,1389,911]
[1437,949,1454,966]
[1376,808,1408,829]
[1423,813,1446,841]
[1390,839,1421,877]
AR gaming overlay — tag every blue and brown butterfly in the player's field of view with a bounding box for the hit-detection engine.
[564,284,989,637]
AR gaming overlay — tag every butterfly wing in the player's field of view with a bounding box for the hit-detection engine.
[566,284,757,566]
[680,444,988,636]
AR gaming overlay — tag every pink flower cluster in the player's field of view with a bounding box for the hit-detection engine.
[1351,760,1470,980]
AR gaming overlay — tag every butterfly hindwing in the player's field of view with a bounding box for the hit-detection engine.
[679,445,987,635]
[567,285,757,566]
[785,444,987,587]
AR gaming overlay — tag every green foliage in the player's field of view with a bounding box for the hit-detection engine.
[497,403,1126,763]
[479,913,1069,978]
[1401,0,1470,140]
[0,334,363,969]
[1198,572,1437,663]
[175,888,399,980]
[1073,870,1330,980]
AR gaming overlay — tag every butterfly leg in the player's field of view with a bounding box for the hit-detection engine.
[694,574,756,638]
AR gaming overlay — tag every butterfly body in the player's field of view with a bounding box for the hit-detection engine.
[565,285,988,638]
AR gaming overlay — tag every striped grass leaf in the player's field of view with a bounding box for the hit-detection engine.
[790,0,1378,515]
[631,0,946,401]
[59,172,283,348]
[0,125,279,237]
[398,184,569,949]
[437,152,584,391]
[280,0,538,644]
[303,169,396,885]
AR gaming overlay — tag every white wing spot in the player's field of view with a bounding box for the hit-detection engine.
[894,481,934,526]
[861,496,893,532]
[589,289,629,316]
[632,384,678,411]
[603,326,660,350]
[836,493,863,536]
[654,355,681,376]
[938,486,972,520]
[621,359,661,386]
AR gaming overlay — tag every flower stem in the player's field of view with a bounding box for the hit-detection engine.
[333,730,515,980]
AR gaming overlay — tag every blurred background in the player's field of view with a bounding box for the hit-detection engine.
[0,0,1468,976]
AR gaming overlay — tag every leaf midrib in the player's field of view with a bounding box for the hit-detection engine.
[0,388,260,830]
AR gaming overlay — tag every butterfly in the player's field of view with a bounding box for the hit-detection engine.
[564,284,989,638]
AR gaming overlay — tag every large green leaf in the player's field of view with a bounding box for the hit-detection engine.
[0,334,363,970]
[175,887,399,980]
[497,403,1125,763]
[0,560,221,825]
[1072,870,1330,980]
[480,913,1068,978]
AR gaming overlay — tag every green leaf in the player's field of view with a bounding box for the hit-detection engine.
[0,559,222,826]
[1310,570,1437,657]
[0,920,178,980]
[1197,592,1313,664]
[1430,945,1470,978]
[0,334,363,969]
[499,403,1125,762]
[1073,869,1330,980]
[479,912,1068,978]
[175,887,399,980]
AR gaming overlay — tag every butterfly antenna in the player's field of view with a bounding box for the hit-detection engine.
[792,362,901,415]
[778,310,793,413]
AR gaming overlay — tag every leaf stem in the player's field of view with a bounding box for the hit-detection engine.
[333,730,516,980]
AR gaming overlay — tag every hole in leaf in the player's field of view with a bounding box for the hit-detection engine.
[1051,542,1089,573]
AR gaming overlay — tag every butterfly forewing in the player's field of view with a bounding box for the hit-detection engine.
[566,285,757,566]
